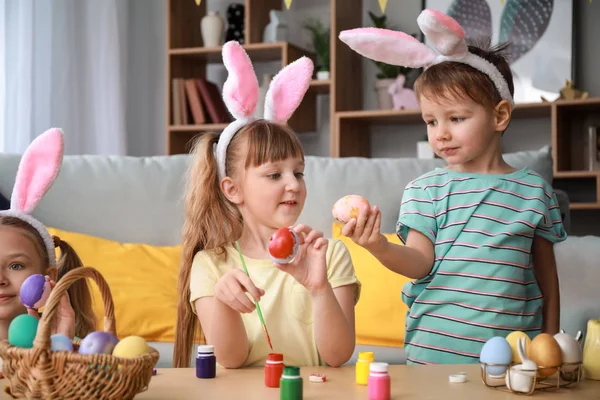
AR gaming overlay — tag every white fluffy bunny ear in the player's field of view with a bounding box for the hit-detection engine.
[339,27,436,68]
[418,9,468,58]
[264,56,314,123]
[11,128,64,215]
[222,41,260,120]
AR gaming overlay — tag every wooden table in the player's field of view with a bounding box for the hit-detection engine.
[1,364,597,399]
[131,364,599,400]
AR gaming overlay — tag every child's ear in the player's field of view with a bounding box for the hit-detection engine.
[220,177,243,205]
[494,100,512,132]
[46,266,58,282]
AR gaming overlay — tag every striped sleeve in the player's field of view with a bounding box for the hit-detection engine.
[396,184,437,244]
[535,191,567,243]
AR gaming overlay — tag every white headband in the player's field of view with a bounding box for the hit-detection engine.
[214,41,314,180]
[0,128,64,266]
[339,9,514,107]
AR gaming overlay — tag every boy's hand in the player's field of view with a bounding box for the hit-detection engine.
[214,270,265,314]
[342,205,388,254]
[276,224,329,296]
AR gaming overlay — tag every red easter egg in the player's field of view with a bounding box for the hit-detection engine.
[269,228,296,259]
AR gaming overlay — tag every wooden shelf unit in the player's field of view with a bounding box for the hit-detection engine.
[166,0,334,155]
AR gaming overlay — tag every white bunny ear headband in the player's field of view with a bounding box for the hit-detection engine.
[0,128,64,266]
[215,41,314,179]
[339,9,514,107]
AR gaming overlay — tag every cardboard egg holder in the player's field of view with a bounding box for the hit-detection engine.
[479,361,583,395]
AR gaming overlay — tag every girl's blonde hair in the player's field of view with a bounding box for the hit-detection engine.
[173,119,304,367]
[0,216,96,338]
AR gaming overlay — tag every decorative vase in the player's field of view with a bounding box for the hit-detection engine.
[201,11,224,48]
[375,79,394,110]
[225,3,245,44]
[316,70,330,80]
[417,141,434,159]
[583,318,600,380]
[263,10,288,43]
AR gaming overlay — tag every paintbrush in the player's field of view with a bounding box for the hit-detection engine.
[234,240,273,350]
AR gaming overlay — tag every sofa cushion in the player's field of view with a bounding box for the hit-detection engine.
[301,146,555,236]
[47,226,181,343]
[332,222,411,348]
[0,147,555,245]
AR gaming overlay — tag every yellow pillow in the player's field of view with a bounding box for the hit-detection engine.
[332,222,412,348]
[47,227,180,342]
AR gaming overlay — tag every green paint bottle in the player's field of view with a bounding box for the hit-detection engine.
[280,366,303,400]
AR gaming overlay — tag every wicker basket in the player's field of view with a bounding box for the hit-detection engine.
[0,267,160,399]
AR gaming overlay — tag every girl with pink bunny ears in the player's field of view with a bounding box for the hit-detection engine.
[339,9,566,365]
[174,41,360,369]
[0,128,95,344]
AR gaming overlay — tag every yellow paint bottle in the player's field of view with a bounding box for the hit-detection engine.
[356,351,374,385]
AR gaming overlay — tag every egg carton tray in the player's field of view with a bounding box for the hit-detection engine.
[479,362,583,395]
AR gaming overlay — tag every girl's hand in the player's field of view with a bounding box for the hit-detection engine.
[341,205,388,254]
[275,224,329,295]
[214,270,265,314]
[27,278,75,339]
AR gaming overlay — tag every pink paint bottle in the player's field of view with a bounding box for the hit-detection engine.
[368,362,390,400]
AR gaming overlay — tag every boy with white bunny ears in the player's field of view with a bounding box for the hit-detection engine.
[173,41,360,369]
[339,9,566,365]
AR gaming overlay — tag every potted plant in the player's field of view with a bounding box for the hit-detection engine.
[368,12,417,109]
[303,19,330,80]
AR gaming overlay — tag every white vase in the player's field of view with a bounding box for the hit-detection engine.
[201,11,224,48]
[417,141,434,159]
[316,71,330,80]
[375,79,394,110]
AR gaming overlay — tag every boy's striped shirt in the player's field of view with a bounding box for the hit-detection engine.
[396,168,566,365]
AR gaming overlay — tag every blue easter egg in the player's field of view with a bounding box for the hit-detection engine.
[8,314,39,348]
[480,336,512,376]
[50,333,74,352]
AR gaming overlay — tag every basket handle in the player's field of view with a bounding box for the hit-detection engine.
[33,266,116,350]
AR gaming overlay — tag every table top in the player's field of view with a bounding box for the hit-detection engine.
[1,364,598,399]
[131,364,600,400]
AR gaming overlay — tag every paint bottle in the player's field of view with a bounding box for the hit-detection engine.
[280,365,303,400]
[196,344,216,379]
[265,353,285,388]
[356,351,374,385]
[368,362,390,400]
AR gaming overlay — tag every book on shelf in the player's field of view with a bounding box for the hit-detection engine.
[171,77,232,126]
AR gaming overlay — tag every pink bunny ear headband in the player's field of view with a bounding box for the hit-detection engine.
[339,9,514,107]
[214,41,314,179]
[0,128,64,266]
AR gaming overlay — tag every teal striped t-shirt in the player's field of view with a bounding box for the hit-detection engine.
[396,168,567,365]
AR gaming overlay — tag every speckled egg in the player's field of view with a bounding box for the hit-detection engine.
[332,195,371,224]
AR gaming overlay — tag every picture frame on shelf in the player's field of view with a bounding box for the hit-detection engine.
[421,0,575,104]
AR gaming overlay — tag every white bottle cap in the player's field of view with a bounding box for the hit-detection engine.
[369,362,389,373]
[197,345,214,353]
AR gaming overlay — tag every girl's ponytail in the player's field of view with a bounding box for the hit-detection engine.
[55,238,97,338]
[173,132,242,368]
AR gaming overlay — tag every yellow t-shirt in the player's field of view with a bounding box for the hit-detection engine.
[189,239,361,367]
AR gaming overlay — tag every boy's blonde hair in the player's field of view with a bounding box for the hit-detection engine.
[173,119,304,367]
